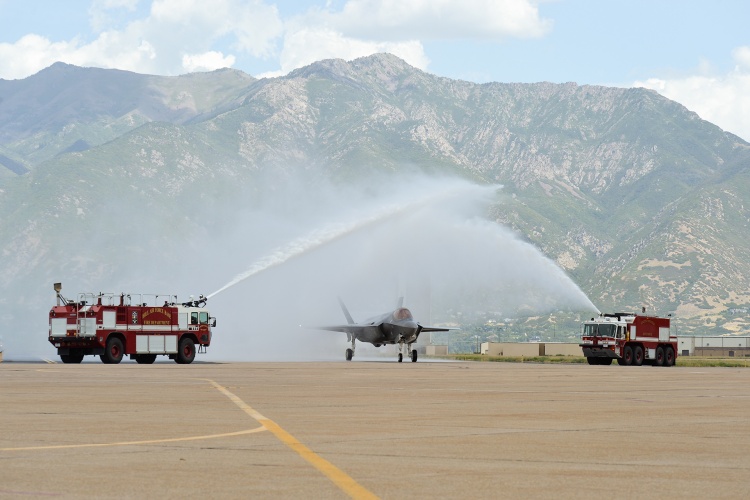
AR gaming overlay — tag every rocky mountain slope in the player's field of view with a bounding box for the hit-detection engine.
[1,54,749,357]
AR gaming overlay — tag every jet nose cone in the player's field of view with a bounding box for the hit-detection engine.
[396,320,419,338]
[403,320,418,331]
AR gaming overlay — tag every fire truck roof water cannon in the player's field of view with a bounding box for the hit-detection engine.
[580,309,677,366]
[49,283,215,364]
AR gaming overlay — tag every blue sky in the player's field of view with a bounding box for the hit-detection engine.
[1,0,749,140]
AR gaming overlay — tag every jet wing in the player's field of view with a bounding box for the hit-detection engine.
[418,324,458,333]
[313,324,369,334]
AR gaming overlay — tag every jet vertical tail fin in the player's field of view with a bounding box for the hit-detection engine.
[337,297,355,325]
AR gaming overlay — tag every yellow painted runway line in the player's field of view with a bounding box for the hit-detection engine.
[0,427,266,452]
[206,379,379,500]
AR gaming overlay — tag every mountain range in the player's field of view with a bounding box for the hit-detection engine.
[1,53,749,355]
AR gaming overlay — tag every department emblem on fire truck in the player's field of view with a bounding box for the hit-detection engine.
[131,311,138,324]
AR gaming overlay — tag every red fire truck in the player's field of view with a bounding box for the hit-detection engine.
[580,312,677,366]
[48,283,215,364]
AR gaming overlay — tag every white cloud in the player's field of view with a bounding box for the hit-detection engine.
[0,35,77,80]
[0,0,282,79]
[635,46,750,142]
[149,0,282,58]
[0,0,551,82]
[733,46,750,70]
[267,27,429,78]
[182,51,235,72]
[329,0,553,40]
[267,0,548,78]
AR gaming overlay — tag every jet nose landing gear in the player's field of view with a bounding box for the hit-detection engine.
[397,342,419,363]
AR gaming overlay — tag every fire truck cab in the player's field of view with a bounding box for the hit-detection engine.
[48,283,215,364]
[580,312,677,366]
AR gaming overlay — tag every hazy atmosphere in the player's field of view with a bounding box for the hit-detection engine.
[201,175,598,360]
[2,173,598,359]
[1,1,749,360]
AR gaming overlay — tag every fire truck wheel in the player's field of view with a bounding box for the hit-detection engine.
[135,354,157,364]
[633,345,644,366]
[654,346,665,367]
[664,346,675,367]
[100,337,124,364]
[60,354,84,364]
[619,345,633,366]
[176,338,196,364]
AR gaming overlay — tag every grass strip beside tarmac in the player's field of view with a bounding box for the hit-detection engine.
[430,354,750,367]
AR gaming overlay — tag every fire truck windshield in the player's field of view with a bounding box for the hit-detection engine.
[190,311,210,325]
[583,323,617,338]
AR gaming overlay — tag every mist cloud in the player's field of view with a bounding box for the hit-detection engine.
[1,172,597,361]
[199,174,597,361]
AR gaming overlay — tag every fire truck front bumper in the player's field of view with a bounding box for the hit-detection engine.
[49,337,105,356]
[580,346,619,359]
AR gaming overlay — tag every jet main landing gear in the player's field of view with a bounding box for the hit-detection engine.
[345,335,355,361]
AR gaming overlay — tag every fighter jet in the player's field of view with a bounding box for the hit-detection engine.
[316,297,455,362]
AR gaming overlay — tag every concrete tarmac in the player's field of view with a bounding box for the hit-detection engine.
[2,361,750,499]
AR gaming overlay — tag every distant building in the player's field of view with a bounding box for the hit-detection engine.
[678,336,750,357]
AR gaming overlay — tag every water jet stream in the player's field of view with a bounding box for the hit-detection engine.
[207,182,493,299]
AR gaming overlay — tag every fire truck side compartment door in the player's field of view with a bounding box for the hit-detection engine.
[103,311,116,329]
[659,327,669,342]
[136,335,149,353]
[165,335,177,353]
[149,335,165,353]
[78,318,96,337]
[178,313,188,329]
[50,318,68,336]
[630,325,636,341]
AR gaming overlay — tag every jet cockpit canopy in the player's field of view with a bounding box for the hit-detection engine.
[393,308,413,321]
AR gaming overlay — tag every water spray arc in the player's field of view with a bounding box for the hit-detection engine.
[207,182,492,299]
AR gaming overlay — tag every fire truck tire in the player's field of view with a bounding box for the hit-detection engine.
[633,345,644,366]
[654,346,665,367]
[619,346,633,366]
[176,338,196,364]
[601,358,613,365]
[60,354,84,364]
[664,346,675,367]
[135,354,157,364]
[100,337,124,364]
